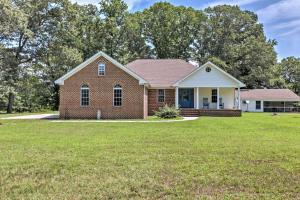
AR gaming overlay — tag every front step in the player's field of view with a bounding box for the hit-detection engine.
[180,109,199,117]
[180,109,242,117]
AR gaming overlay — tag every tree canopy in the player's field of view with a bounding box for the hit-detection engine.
[0,0,299,113]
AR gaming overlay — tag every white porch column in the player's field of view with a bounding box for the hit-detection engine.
[196,88,199,109]
[175,87,179,109]
[238,87,241,109]
[217,87,220,109]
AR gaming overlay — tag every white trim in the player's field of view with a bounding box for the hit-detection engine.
[157,89,165,103]
[196,88,199,109]
[217,87,220,109]
[148,86,174,89]
[55,51,147,85]
[173,62,246,87]
[255,100,261,110]
[113,84,122,107]
[175,87,179,109]
[80,85,90,107]
[98,62,105,76]
[238,87,241,109]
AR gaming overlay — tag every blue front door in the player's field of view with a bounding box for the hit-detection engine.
[179,88,194,108]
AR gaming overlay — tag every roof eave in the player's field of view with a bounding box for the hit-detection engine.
[173,61,246,88]
[55,51,148,86]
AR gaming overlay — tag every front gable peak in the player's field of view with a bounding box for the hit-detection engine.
[55,51,147,85]
[173,62,246,88]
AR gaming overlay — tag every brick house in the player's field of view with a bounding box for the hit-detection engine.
[55,51,245,119]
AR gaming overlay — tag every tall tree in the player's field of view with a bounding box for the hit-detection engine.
[278,57,300,94]
[122,12,152,62]
[97,0,128,63]
[0,0,28,113]
[193,5,277,88]
[142,2,205,59]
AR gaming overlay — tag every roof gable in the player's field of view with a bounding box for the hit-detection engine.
[55,51,147,85]
[174,62,246,88]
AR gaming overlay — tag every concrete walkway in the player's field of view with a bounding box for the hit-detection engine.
[1,114,59,120]
[1,114,198,122]
[51,117,198,123]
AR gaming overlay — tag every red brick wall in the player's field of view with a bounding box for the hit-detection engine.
[59,56,145,119]
[148,89,175,115]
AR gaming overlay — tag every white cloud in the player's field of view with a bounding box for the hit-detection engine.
[205,0,261,8]
[70,0,143,10]
[279,26,300,37]
[257,0,300,23]
[125,0,143,10]
[257,0,300,37]
[272,19,300,30]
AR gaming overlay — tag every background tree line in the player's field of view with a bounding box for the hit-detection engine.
[0,0,299,113]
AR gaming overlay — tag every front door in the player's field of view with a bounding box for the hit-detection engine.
[179,88,194,108]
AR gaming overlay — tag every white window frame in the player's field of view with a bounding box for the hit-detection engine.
[211,89,217,103]
[80,85,90,107]
[157,89,165,103]
[98,63,105,76]
[113,84,122,107]
[256,101,261,110]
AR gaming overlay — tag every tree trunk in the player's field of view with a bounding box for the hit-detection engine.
[7,92,14,114]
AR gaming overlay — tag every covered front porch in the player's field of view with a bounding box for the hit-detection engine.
[175,87,242,117]
[172,62,245,117]
[175,87,241,110]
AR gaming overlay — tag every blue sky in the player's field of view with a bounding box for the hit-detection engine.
[71,0,300,60]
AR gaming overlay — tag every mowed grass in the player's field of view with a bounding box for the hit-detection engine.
[0,113,299,199]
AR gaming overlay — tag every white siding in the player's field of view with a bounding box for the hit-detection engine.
[197,88,235,109]
[178,66,239,88]
[241,100,263,112]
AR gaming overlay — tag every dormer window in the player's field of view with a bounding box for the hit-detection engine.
[98,63,105,76]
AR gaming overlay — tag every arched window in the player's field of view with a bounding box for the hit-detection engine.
[113,84,122,106]
[80,84,90,106]
[98,63,105,76]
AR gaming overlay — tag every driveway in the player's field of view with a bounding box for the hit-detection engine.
[2,114,59,120]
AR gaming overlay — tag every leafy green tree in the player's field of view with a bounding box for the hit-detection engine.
[0,0,28,112]
[278,57,300,94]
[97,0,128,63]
[193,5,277,88]
[142,2,205,59]
[123,12,152,62]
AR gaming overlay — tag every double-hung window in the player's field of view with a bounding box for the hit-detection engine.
[80,84,90,106]
[98,63,105,76]
[113,84,122,106]
[256,101,261,110]
[158,89,165,102]
[211,89,217,103]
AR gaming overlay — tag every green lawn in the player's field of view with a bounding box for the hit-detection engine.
[0,113,299,199]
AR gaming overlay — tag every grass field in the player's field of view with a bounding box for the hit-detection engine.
[0,113,299,199]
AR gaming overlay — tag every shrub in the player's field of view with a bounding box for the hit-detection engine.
[154,104,180,119]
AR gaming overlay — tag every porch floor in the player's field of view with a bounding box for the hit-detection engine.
[180,108,242,117]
